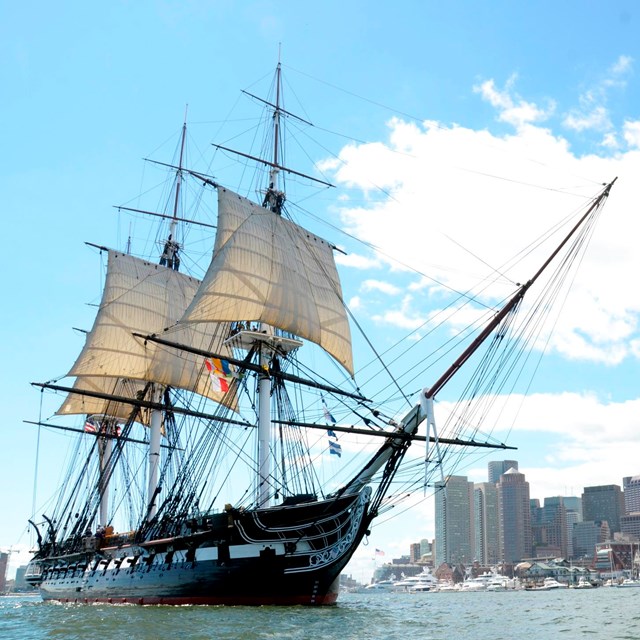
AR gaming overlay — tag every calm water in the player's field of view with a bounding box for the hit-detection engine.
[2,588,640,640]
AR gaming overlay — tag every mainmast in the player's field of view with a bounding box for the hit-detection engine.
[262,61,285,215]
[256,63,284,508]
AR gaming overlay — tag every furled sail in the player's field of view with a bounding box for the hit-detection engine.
[66,250,236,408]
[57,376,151,425]
[181,188,354,374]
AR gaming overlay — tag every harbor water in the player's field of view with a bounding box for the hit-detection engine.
[2,588,639,640]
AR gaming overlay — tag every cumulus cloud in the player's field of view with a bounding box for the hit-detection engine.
[336,61,640,563]
[563,54,633,134]
[336,251,382,270]
[623,120,640,148]
[361,279,402,295]
[330,80,640,368]
[473,75,555,128]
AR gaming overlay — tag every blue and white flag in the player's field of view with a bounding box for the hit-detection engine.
[321,396,336,424]
[329,440,342,458]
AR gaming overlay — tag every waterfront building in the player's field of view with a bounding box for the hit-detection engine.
[582,484,624,533]
[531,499,544,551]
[543,497,568,558]
[419,538,432,557]
[573,521,610,559]
[474,482,499,565]
[498,468,531,563]
[488,460,519,484]
[0,552,7,593]
[435,475,474,566]
[409,542,422,563]
[566,510,580,558]
[623,476,640,513]
[620,512,640,540]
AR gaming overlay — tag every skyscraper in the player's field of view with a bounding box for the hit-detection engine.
[582,485,624,533]
[435,475,474,566]
[474,482,499,565]
[488,460,519,484]
[498,468,531,563]
[573,520,610,558]
[0,552,7,594]
[563,496,583,520]
[623,476,640,513]
[541,496,568,558]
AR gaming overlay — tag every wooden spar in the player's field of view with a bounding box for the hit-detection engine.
[212,144,334,188]
[115,206,216,229]
[23,420,180,449]
[272,419,515,449]
[132,332,369,402]
[424,178,617,400]
[241,90,313,126]
[30,382,253,428]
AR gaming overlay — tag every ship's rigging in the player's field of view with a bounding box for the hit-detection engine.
[24,60,615,606]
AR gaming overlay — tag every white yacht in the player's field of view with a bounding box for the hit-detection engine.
[572,577,594,589]
[365,578,397,591]
[393,569,438,592]
[532,577,569,590]
[616,578,640,588]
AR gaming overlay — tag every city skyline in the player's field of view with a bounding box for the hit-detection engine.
[430,459,639,572]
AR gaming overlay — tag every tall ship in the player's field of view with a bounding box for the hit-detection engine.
[24,62,616,605]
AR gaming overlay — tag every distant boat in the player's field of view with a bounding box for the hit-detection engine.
[616,578,640,588]
[461,571,510,592]
[572,577,594,589]
[23,61,617,606]
[393,569,438,592]
[365,579,396,591]
[531,577,569,591]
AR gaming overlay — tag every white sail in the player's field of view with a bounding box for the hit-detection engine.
[56,376,151,424]
[181,188,354,374]
[67,250,235,407]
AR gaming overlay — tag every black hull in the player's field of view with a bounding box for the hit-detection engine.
[28,489,371,606]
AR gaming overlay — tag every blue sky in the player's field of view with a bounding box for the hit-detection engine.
[2,1,640,582]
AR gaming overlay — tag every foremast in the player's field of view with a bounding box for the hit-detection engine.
[147,112,188,521]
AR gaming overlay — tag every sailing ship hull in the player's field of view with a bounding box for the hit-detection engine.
[28,489,371,606]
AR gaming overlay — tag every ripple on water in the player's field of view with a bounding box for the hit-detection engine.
[3,589,640,640]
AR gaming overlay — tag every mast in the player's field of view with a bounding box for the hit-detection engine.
[256,63,284,509]
[148,112,187,520]
[98,422,113,527]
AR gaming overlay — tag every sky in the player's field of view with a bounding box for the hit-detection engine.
[2,1,640,584]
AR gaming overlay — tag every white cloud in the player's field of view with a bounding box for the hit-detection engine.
[473,76,554,129]
[361,279,401,295]
[341,390,640,559]
[327,96,640,367]
[335,65,640,573]
[564,105,611,132]
[611,54,633,76]
[623,120,640,148]
[336,252,382,270]
[563,55,633,133]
